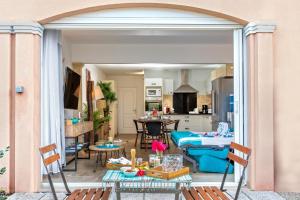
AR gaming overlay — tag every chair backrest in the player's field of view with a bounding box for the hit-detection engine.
[144,121,164,136]
[220,142,251,200]
[174,120,180,131]
[39,144,71,200]
[133,119,142,132]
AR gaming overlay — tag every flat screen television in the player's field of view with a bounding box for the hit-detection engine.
[64,67,81,109]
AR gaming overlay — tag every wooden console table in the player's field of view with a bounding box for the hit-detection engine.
[64,121,93,171]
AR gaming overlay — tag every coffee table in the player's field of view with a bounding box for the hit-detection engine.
[102,170,192,200]
[89,143,127,172]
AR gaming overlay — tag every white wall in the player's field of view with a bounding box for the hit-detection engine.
[71,43,233,64]
[62,37,72,69]
[82,64,107,105]
[188,69,213,95]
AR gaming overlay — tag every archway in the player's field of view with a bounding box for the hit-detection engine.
[40,6,247,189]
[38,3,248,25]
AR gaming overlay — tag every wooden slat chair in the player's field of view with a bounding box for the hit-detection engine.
[163,119,180,149]
[181,142,251,200]
[39,144,111,200]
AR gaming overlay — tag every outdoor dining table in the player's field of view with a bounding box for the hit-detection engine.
[102,170,192,200]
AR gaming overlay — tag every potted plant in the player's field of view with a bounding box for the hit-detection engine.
[97,81,117,118]
[82,104,110,141]
[0,147,9,200]
[97,81,117,140]
[93,110,110,141]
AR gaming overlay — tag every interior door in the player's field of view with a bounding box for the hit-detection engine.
[118,87,137,134]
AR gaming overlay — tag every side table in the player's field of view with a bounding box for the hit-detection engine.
[89,145,127,172]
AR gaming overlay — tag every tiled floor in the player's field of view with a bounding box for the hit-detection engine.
[45,134,233,183]
[10,135,299,200]
[8,187,290,200]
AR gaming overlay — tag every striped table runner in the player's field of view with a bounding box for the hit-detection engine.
[102,170,192,190]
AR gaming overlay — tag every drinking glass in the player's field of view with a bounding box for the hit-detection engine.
[162,154,183,172]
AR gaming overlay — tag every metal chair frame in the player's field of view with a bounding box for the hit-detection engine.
[133,119,144,147]
[39,144,111,200]
[220,144,251,200]
[141,121,167,151]
[181,142,251,200]
[39,144,71,200]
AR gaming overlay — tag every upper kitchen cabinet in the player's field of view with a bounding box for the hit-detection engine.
[144,78,163,87]
[211,64,233,81]
[163,79,174,95]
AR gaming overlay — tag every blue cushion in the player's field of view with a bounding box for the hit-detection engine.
[171,131,202,147]
[198,155,234,174]
[187,148,230,159]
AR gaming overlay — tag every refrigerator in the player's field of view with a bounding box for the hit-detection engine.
[211,77,234,130]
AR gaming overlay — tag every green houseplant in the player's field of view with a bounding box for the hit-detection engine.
[82,103,110,141]
[0,147,9,200]
[97,81,117,118]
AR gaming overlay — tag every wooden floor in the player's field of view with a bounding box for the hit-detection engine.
[44,134,234,183]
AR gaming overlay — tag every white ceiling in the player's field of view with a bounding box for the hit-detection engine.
[94,63,226,75]
[62,29,233,44]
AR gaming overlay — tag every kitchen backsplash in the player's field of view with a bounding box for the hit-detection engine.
[197,94,212,109]
[163,94,212,109]
[163,95,173,107]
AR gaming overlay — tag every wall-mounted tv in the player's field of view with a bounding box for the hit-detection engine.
[64,67,81,110]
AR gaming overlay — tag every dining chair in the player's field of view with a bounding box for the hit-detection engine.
[142,121,166,151]
[181,142,251,200]
[39,144,111,200]
[164,119,180,149]
[133,119,144,147]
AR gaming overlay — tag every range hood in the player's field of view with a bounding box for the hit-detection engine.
[174,69,198,93]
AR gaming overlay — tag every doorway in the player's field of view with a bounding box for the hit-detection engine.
[42,7,245,186]
[118,87,137,134]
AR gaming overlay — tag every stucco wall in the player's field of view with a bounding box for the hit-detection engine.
[1,0,300,192]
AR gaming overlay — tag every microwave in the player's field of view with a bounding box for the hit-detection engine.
[146,87,162,97]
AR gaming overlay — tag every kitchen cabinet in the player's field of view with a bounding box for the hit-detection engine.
[163,79,174,95]
[165,114,212,132]
[145,78,163,87]
[211,64,234,81]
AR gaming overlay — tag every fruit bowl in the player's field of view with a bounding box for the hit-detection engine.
[120,167,138,177]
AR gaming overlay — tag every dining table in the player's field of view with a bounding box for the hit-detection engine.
[137,117,175,124]
[102,170,192,200]
[136,117,177,149]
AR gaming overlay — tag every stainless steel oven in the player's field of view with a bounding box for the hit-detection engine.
[145,100,162,111]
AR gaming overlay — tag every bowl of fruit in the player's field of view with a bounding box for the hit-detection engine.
[120,167,138,177]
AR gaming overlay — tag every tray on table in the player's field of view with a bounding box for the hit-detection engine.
[145,166,190,180]
[106,161,149,170]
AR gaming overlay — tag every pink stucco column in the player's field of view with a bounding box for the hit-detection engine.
[0,24,43,193]
[245,23,276,190]
[0,31,14,193]
[14,28,42,192]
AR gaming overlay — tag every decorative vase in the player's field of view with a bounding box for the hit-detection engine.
[156,150,164,163]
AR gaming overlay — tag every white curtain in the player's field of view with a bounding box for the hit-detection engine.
[41,30,65,174]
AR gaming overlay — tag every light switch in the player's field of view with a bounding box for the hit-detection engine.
[16,86,24,93]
